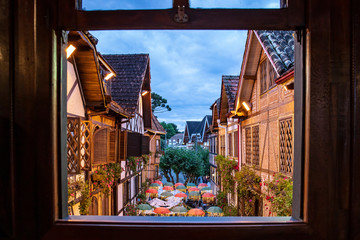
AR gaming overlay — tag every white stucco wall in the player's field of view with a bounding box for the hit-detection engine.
[67,61,85,117]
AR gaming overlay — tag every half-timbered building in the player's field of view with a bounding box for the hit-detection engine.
[233,30,295,216]
[103,54,152,215]
[66,31,131,216]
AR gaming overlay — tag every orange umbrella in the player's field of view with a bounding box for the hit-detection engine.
[202,193,216,204]
[188,208,205,216]
[202,193,215,198]
[154,207,171,215]
[175,192,187,199]
[153,180,163,186]
[146,189,158,194]
[162,186,174,191]
[175,183,185,187]
[188,187,200,192]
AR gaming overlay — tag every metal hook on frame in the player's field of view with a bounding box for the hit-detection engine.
[174,5,189,23]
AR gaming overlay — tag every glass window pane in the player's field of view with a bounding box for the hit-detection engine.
[82,0,172,10]
[190,0,280,9]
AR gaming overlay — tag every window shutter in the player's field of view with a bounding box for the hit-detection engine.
[141,135,150,155]
[108,129,116,163]
[252,125,260,166]
[118,130,127,161]
[80,121,92,171]
[234,131,239,157]
[127,132,142,157]
[93,128,109,164]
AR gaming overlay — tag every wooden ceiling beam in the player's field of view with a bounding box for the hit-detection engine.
[173,0,189,8]
[59,8,303,30]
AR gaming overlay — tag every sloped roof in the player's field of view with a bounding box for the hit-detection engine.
[170,133,183,141]
[103,54,149,115]
[255,30,295,75]
[186,121,201,137]
[222,75,239,111]
[150,115,166,134]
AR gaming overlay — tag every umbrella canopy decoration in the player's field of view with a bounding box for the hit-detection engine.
[202,193,216,204]
[201,186,212,194]
[137,204,153,211]
[174,192,187,200]
[175,183,185,187]
[145,188,158,198]
[175,185,187,192]
[187,183,196,189]
[164,182,173,187]
[171,206,188,216]
[198,183,208,190]
[188,208,205,217]
[188,191,201,201]
[188,187,200,192]
[153,180,163,186]
[153,207,171,216]
[160,191,174,200]
[162,186,174,191]
[206,206,224,217]
[149,183,160,190]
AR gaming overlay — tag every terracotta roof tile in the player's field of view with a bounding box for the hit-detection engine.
[103,54,149,115]
[151,115,166,134]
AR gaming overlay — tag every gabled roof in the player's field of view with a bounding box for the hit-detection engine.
[169,133,183,141]
[148,115,166,135]
[186,121,201,137]
[103,54,150,115]
[222,75,239,112]
[255,30,295,76]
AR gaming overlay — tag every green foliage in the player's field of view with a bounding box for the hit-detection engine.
[127,154,150,173]
[92,163,123,197]
[216,191,228,209]
[79,183,91,215]
[124,203,137,216]
[215,155,237,194]
[137,193,147,204]
[264,174,293,216]
[223,205,238,216]
[160,122,179,140]
[151,92,171,113]
[235,165,261,199]
[159,147,209,184]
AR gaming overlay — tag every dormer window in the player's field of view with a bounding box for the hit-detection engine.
[260,58,278,94]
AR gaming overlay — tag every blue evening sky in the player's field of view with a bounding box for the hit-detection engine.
[83,0,279,131]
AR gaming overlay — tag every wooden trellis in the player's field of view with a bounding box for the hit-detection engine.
[245,127,252,165]
[80,121,92,171]
[67,118,81,174]
[252,125,260,167]
[279,118,293,174]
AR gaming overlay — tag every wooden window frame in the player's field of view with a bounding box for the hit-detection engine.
[3,0,359,239]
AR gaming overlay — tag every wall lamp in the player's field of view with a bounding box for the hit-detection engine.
[66,44,76,59]
[242,101,251,111]
[105,72,114,80]
[142,90,149,96]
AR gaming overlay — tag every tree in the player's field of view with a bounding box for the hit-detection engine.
[160,122,179,140]
[151,92,171,113]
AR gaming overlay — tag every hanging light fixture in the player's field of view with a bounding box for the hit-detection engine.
[66,44,76,59]
[104,72,114,80]
[242,101,251,111]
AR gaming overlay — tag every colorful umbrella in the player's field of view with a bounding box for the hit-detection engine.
[175,183,185,187]
[175,185,187,192]
[171,206,188,216]
[162,186,174,191]
[154,207,171,215]
[198,183,208,190]
[153,180,163,186]
[202,193,216,204]
[175,192,188,200]
[188,187,200,192]
[149,183,160,190]
[201,186,212,194]
[145,188,158,198]
[188,191,201,201]
[137,204,152,211]
[187,183,196,189]
[164,182,173,187]
[160,191,173,200]
[206,206,223,217]
[188,208,205,217]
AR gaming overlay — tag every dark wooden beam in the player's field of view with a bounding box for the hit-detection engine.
[173,0,189,9]
[59,8,304,31]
